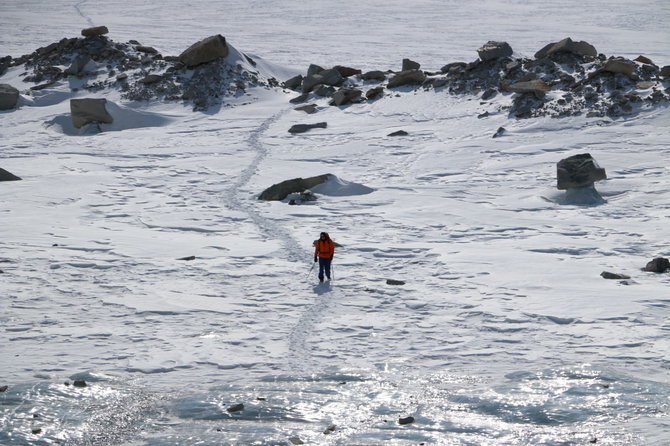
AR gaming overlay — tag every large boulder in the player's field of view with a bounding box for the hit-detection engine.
[387,70,426,88]
[81,26,109,37]
[660,66,670,77]
[283,75,303,90]
[307,64,325,76]
[288,122,327,134]
[0,84,20,110]
[64,55,91,76]
[259,174,332,201]
[0,167,21,181]
[603,58,636,78]
[402,58,420,71]
[302,68,344,92]
[556,153,607,190]
[70,98,113,128]
[535,38,597,59]
[361,70,386,81]
[331,88,362,106]
[178,34,229,68]
[334,65,361,78]
[477,41,513,61]
[644,257,670,273]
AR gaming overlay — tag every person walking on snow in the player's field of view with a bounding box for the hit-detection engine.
[314,232,335,282]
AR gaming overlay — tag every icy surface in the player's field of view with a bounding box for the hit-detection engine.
[1,1,669,445]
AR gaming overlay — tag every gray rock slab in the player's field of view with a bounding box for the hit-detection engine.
[179,34,228,68]
[70,98,113,128]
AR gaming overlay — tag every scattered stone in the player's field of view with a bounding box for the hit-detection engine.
[294,104,317,114]
[589,438,598,444]
[307,64,325,76]
[70,98,113,128]
[556,153,607,190]
[81,26,109,37]
[506,79,551,98]
[441,62,467,73]
[386,279,405,285]
[116,73,128,81]
[366,86,384,100]
[0,84,20,110]
[226,403,244,413]
[402,58,421,71]
[644,257,670,273]
[477,41,513,61]
[535,37,597,59]
[0,168,21,181]
[660,66,670,77]
[323,424,336,434]
[388,130,408,136]
[477,111,490,119]
[289,437,305,445]
[289,93,310,104]
[600,271,631,280]
[178,34,228,68]
[634,55,654,65]
[139,74,162,84]
[73,380,87,388]
[399,416,415,425]
[636,81,655,89]
[288,122,327,134]
[177,256,196,261]
[481,88,497,100]
[0,385,8,392]
[286,190,317,204]
[302,68,344,92]
[362,70,386,81]
[331,88,362,106]
[284,75,303,90]
[258,174,331,201]
[387,70,426,88]
[603,58,636,78]
[492,127,506,138]
[31,428,42,435]
[313,85,335,97]
[334,65,361,77]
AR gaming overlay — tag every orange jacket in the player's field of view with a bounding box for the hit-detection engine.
[314,239,335,259]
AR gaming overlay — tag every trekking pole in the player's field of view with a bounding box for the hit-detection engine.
[306,261,316,279]
[331,261,335,282]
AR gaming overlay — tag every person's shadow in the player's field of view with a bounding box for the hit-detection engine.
[312,281,332,295]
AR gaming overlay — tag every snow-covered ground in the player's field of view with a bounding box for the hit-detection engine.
[1,1,669,445]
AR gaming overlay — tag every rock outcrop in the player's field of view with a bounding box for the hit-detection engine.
[70,98,113,128]
[259,174,332,201]
[535,37,597,59]
[178,34,228,68]
[0,167,22,181]
[556,153,607,190]
[0,84,20,110]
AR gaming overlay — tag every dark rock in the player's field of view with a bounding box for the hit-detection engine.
[603,58,636,78]
[177,256,196,261]
[313,85,335,97]
[477,111,490,119]
[386,279,405,285]
[331,88,362,106]
[140,74,162,84]
[289,93,310,104]
[388,130,408,136]
[32,428,42,435]
[283,75,303,90]
[477,41,513,61]
[178,34,228,68]
[289,437,305,445]
[441,62,467,73]
[307,64,325,76]
[600,271,631,280]
[506,79,551,98]
[334,65,361,77]
[660,66,670,77]
[644,257,670,273]
[387,70,426,88]
[362,70,386,81]
[70,98,113,128]
[535,38,597,59]
[366,86,384,100]
[73,380,87,388]
[294,104,317,114]
[0,84,20,110]
[0,168,22,181]
[64,55,91,75]
[81,26,109,37]
[226,403,244,413]
[288,122,327,134]
[259,174,331,201]
[402,58,421,71]
[492,127,506,138]
[136,45,158,54]
[302,68,344,92]
[556,153,607,190]
[399,416,415,425]
[634,55,654,65]
[481,88,497,100]
[0,385,8,392]
[323,424,336,434]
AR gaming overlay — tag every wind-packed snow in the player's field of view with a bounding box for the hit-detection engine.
[1,1,669,445]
